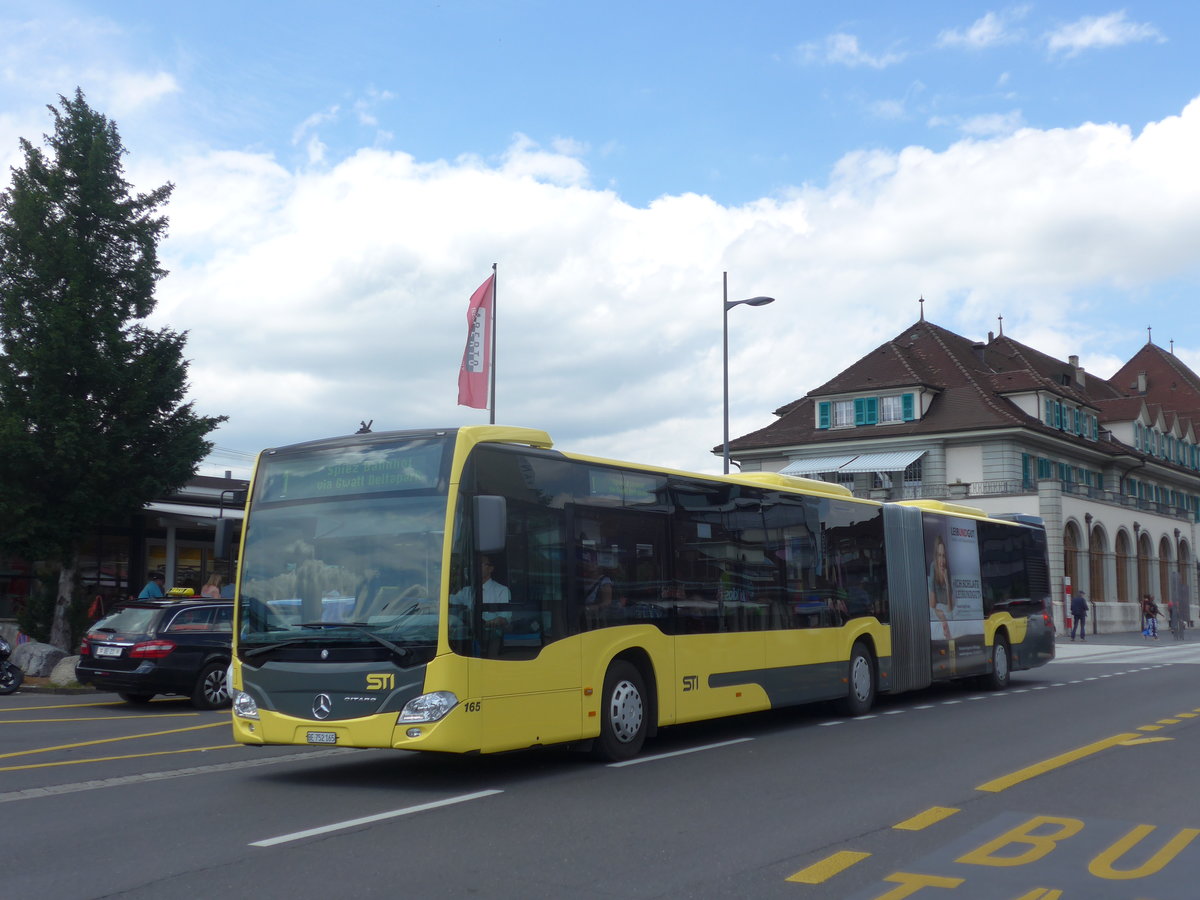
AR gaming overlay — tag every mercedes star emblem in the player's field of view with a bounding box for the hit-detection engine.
[312,693,333,719]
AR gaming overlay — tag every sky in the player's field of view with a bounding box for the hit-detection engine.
[2,1,1199,479]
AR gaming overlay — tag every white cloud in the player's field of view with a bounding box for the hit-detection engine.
[799,33,906,69]
[498,133,590,186]
[937,8,1029,49]
[1045,11,1164,57]
[959,110,1026,137]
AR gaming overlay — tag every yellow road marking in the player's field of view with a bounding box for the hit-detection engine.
[1156,718,1181,725]
[0,714,200,724]
[1121,736,1173,745]
[0,744,241,772]
[786,850,871,883]
[894,807,959,831]
[1176,712,1197,718]
[976,733,1142,793]
[1139,724,1164,731]
[0,699,156,712]
[0,721,227,760]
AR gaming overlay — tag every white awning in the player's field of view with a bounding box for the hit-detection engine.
[143,501,244,521]
[837,449,926,473]
[779,454,859,476]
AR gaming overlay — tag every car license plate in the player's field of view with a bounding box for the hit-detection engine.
[307,731,337,744]
[95,646,122,657]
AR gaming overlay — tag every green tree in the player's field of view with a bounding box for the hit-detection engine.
[0,89,225,649]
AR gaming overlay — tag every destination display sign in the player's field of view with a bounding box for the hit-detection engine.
[257,439,447,502]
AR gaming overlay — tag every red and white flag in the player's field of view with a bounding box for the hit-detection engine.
[457,274,495,409]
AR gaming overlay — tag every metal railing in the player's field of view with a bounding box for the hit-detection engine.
[849,478,1196,521]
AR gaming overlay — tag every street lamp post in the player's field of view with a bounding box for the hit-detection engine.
[722,271,776,474]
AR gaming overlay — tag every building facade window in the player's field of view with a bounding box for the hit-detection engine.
[879,395,905,423]
[831,400,854,427]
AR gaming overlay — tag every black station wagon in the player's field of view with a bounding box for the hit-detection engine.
[76,599,233,709]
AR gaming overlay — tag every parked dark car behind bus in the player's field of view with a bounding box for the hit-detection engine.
[76,599,233,709]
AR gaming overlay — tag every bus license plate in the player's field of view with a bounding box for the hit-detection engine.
[307,731,337,744]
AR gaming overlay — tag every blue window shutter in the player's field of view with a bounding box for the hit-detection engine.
[854,398,865,426]
[818,401,831,429]
[901,393,915,421]
[866,397,878,425]
[1021,453,1031,487]
[1045,400,1054,426]
[1091,417,1098,441]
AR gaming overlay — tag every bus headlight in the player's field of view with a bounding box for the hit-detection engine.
[398,691,458,723]
[233,690,260,720]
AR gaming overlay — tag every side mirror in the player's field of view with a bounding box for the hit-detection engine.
[474,495,507,554]
[214,517,236,559]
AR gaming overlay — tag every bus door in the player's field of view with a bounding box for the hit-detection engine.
[463,501,582,752]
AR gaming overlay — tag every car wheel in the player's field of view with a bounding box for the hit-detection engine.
[192,661,231,710]
[592,660,648,761]
[840,641,876,716]
[983,635,1011,691]
[118,692,155,704]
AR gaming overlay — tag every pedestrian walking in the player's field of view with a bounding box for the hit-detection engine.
[1070,590,1089,641]
[1141,594,1159,639]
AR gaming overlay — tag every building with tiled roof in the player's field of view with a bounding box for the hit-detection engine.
[726,318,1199,633]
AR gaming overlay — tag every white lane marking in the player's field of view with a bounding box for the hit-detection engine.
[0,748,358,804]
[607,737,754,767]
[250,790,504,847]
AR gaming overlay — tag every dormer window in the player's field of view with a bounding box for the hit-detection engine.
[817,393,916,429]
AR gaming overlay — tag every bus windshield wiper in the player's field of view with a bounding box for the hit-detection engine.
[242,637,322,659]
[296,622,411,662]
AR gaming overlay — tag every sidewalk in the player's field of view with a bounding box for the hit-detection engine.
[1055,627,1185,647]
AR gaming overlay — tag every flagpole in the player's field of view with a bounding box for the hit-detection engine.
[489,262,497,425]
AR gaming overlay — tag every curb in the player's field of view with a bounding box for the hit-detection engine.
[15,682,97,695]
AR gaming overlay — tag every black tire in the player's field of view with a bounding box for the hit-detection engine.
[192,661,232,710]
[0,663,23,695]
[982,635,1011,690]
[118,692,155,704]
[593,660,648,761]
[840,641,876,716]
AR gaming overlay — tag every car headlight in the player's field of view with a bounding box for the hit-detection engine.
[233,690,260,720]
[398,691,458,723]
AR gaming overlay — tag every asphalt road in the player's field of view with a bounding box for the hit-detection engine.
[4,634,1200,900]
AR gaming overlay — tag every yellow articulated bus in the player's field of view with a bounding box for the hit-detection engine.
[229,425,1054,761]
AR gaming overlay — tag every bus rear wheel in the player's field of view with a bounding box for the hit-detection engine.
[982,635,1011,690]
[593,660,648,761]
[840,642,876,716]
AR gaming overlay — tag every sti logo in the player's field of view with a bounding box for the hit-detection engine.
[366,673,395,691]
[682,675,699,692]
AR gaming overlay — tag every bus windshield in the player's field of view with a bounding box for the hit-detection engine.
[237,436,451,660]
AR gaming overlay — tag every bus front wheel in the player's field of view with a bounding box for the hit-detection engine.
[593,660,648,761]
[841,642,876,716]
